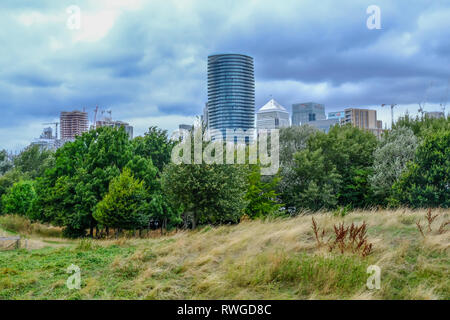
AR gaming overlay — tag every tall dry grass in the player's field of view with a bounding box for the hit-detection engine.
[112,208,449,300]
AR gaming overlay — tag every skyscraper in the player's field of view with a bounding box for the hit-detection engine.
[207,54,255,141]
[256,99,290,130]
[291,102,325,126]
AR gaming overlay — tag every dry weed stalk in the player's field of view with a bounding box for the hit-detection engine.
[415,209,447,236]
[425,208,439,232]
[416,221,425,238]
[311,219,373,257]
[311,217,321,248]
[438,221,449,234]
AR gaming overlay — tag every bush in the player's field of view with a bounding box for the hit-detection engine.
[0,214,61,237]
[1,181,36,217]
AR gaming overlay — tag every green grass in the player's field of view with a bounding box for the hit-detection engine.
[0,245,136,299]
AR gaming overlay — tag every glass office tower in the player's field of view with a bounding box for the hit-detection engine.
[207,54,255,141]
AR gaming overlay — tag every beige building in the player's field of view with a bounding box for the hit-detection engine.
[342,108,383,138]
[60,110,89,141]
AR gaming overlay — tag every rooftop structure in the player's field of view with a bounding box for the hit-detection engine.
[256,99,290,130]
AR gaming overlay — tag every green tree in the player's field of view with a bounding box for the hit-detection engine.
[0,149,13,175]
[391,130,450,208]
[369,127,419,203]
[94,168,149,232]
[0,169,23,213]
[279,125,317,166]
[35,126,134,237]
[162,162,248,229]
[244,166,282,218]
[394,115,450,137]
[290,147,341,210]
[133,126,174,173]
[279,125,377,211]
[149,193,182,234]
[14,144,54,179]
[1,180,36,217]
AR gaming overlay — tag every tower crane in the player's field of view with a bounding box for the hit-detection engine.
[418,81,434,119]
[440,81,449,116]
[93,105,99,129]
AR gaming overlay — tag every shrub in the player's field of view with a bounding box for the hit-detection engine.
[1,181,36,217]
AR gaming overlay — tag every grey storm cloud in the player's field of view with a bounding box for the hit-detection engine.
[0,0,449,151]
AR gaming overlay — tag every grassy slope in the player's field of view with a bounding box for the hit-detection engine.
[0,209,449,300]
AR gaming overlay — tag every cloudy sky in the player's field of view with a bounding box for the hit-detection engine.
[1,0,449,151]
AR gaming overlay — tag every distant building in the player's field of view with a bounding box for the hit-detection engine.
[179,124,193,131]
[202,103,209,127]
[207,54,255,142]
[31,127,63,150]
[305,119,340,133]
[96,119,134,138]
[256,99,290,130]
[425,111,445,119]
[60,110,89,141]
[328,111,346,121]
[292,102,325,126]
[342,108,383,138]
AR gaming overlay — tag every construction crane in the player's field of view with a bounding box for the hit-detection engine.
[440,81,449,116]
[42,122,59,140]
[418,81,434,119]
[93,105,99,129]
[381,104,397,128]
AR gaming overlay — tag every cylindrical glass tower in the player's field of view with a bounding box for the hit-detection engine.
[207,54,255,140]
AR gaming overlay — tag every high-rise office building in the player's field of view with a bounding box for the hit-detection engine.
[292,102,326,126]
[256,99,290,130]
[60,110,89,141]
[207,54,255,141]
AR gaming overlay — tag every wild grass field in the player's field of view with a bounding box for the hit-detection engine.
[0,208,449,300]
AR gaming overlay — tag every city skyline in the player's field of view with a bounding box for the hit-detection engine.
[1,0,449,151]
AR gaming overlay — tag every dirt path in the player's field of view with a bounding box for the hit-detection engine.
[0,228,73,250]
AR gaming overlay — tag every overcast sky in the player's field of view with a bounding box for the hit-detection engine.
[1,0,449,151]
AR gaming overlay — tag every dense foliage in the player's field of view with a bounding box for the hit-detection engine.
[369,127,419,203]
[1,180,36,217]
[391,129,449,208]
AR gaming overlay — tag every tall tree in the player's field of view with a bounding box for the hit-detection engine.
[279,125,377,211]
[1,180,36,217]
[94,168,149,232]
[13,145,54,179]
[391,129,450,208]
[162,162,248,229]
[369,127,419,203]
[244,165,282,218]
[35,127,134,237]
[133,126,174,173]
[0,150,13,175]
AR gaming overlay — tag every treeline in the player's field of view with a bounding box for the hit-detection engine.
[0,116,448,237]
